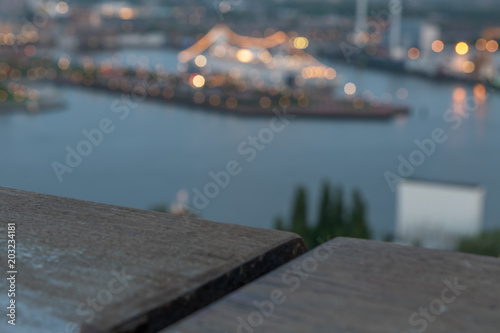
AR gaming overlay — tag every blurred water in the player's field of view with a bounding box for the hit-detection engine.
[1,49,499,239]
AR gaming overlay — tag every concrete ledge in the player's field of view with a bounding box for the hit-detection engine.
[163,237,500,333]
[0,187,306,333]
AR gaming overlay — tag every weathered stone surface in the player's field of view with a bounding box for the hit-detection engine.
[0,187,306,333]
[163,237,500,333]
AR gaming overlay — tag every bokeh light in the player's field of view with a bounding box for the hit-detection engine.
[431,40,444,53]
[194,55,207,67]
[473,83,486,99]
[344,82,356,95]
[461,61,475,73]
[56,2,69,14]
[191,74,205,88]
[293,37,309,49]
[455,42,469,55]
[236,49,253,63]
[408,47,420,59]
[260,96,271,108]
[476,39,487,51]
[486,40,498,53]
[119,8,134,20]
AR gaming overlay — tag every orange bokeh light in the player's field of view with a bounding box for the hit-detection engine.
[476,39,487,51]
[431,40,444,53]
[408,47,420,59]
[486,40,498,53]
[455,42,469,55]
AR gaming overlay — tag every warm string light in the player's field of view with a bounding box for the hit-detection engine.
[177,24,332,72]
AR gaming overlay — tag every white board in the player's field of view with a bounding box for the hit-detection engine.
[396,179,485,249]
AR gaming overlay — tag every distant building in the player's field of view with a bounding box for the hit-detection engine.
[395,178,485,250]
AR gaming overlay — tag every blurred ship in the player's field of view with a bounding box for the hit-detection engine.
[175,24,409,119]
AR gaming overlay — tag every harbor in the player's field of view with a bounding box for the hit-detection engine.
[0,0,499,240]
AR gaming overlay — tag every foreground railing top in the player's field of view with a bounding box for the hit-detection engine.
[0,186,306,333]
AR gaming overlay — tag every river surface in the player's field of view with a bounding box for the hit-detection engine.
[1,48,499,238]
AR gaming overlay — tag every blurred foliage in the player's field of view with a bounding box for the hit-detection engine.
[456,230,500,258]
[275,182,371,249]
[150,204,169,213]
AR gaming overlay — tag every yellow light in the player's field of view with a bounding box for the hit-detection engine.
[293,37,309,49]
[408,47,420,59]
[236,49,253,63]
[486,40,498,53]
[431,40,444,53]
[56,2,69,14]
[344,82,356,95]
[461,61,475,73]
[58,57,70,70]
[194,55,207,67]
[476,39,487,51]
[455,42,469,55]
[119,8,134,20]
[192,74,205,88]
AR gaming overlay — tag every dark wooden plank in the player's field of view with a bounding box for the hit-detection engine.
[0,187,306,333]
[163,237,500,333]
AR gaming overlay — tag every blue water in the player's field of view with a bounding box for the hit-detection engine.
[1,49,499,239]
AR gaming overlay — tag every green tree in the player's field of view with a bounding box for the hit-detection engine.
[275,182,372,250]
[291,187,311,246]
[314,181,332,241]
[456,230,500,258]
[274,216,285,231]
[331,186,345,237]
[314,184,345,243]
[150,204,169,213]
[348,190,371,239]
